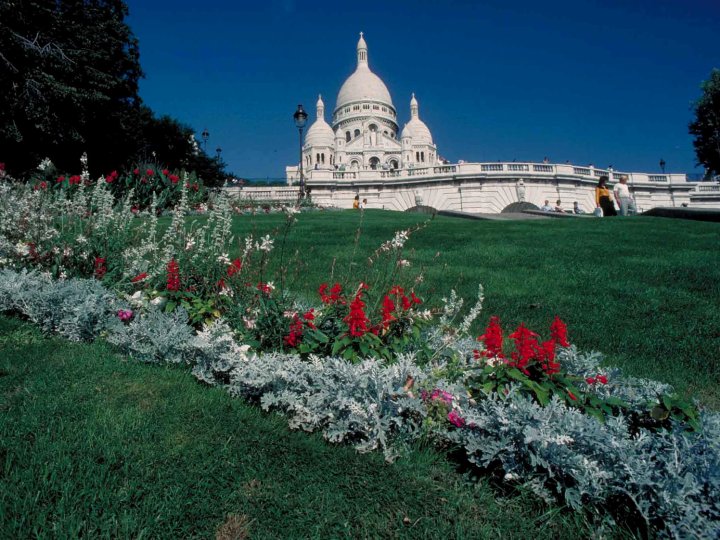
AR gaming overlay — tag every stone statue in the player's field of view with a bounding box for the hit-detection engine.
[516,179,526,202]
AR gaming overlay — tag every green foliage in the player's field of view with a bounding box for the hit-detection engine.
[689,68,720,176]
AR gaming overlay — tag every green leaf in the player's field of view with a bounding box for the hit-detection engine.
[164,300,177,313]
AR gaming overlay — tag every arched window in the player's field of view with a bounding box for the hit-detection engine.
[316,153,320,163]
[369,124,377,132]
[321,153,325,164]
[416,152,419,162]
[369,157,380,170]
[421,151,425,162]
[350,160,359,169]
[345,131,351,142]
[389,159,398,169]
[354,129,360,138]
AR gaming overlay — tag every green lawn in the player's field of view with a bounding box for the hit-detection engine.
[232,210,720,407]
[0,316,588,539]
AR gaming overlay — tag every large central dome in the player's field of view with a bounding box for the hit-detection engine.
[335,33,393,110]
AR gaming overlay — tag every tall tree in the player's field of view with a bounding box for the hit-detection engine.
[689,68,720,178]
[0,0,143,176]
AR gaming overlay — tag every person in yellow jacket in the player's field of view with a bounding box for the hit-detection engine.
[352,194,360,209]
[595,176,617,217]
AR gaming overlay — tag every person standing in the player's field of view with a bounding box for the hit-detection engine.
[352,194,360,209]
[613,175,635,216]
[595,176,617,217]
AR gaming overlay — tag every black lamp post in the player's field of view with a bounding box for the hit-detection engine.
[659,158,666,173]
[293,104,308,199]
[216,147,222,161]
[201,128,209,151]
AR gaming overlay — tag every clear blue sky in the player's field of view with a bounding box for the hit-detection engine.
[126,0,720,179]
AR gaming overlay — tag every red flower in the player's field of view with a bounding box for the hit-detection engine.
[105,170,118,183]
[284,314,304,347]
[388,285,404,296]
[146,168,154,176]
[303,309,316,329]
[319,282,343,304]
[586,377,596,385]
[169,174,179,184]
[131,206,139,213]
[38,181,48,190]
[133,168,140,175]
[381,295,396,329]
[217,278,226,290]
[257,282,273,295]
[410,292,422,305]
[69,175,81,185]
[131,272,147,283]
[508,323,539,373]
[401,295,412,311]
[227,258,242,276]
[567,391,578,401]
[166,259,180,291]
[94,257,107,279]
[476,316,505,360]
[162,169,169,176]
[56,175,65,183]
[192,183,199,191]
[550,316,570,347]
[344,288,370,337]
[596,374,608,385]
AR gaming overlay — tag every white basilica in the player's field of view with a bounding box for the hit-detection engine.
[301,32,438,173]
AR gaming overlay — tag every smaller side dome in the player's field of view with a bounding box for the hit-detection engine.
[305,94,335,147]
[404,93,433,145]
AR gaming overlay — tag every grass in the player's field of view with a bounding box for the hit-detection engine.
[0,316,589,538]
[230,210,720,407]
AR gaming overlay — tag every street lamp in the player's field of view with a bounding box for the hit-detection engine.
[659,158,666,173]
[216,146,222,160]
[293,104,308,199]
[201,128,209,151]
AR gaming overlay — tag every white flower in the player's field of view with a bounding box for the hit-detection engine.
[150,296,167,309]
[217,253,231,265]
[219,287,234,297]
[75,235,87,244]
[256,234,274,252]
[418,309,433,320]
[283,310,298,319]
[397,259,410,267]
[63,247,73,257]
[14,242,29,257]
[243,316,256,329]
[59,271,68,280]
[185,237,196,251]
[265,281,275,292]
[283,205,300,216]
[37,157,54,171]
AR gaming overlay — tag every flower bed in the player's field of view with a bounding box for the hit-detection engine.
[0,167,719,537]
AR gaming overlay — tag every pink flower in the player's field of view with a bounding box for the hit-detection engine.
[117,309,134,322]
[447,410,466,428]
[430,389,453,405]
